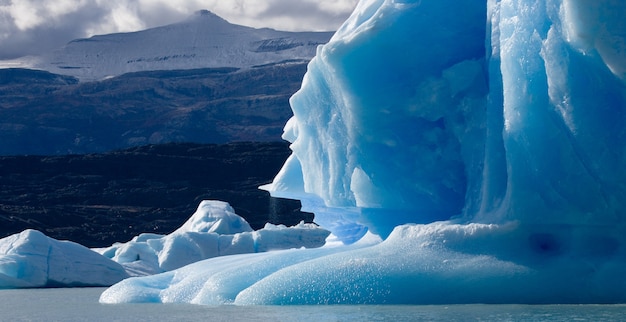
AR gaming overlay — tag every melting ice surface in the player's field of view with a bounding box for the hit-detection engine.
[101,0,626,304]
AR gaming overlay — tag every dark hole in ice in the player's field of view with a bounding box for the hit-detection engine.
[528,233,562,256]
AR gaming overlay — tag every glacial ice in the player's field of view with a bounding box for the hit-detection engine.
[101,0,626,305]
[95,200,330,275]
[0,229,128,288]
[0,201,329,287]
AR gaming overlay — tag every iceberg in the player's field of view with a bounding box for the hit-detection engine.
[0,201,329,288]
[262,0,489,242]
[95,200,330,275]
[0,230,128,288]
[102,0,626,304]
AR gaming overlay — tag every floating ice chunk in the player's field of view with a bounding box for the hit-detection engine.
[97,200,330,275]
[0,230,128,288]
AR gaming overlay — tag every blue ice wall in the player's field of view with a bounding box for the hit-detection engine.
[264,0,626,243]
[490,0,626,229]
[263,0,489,241]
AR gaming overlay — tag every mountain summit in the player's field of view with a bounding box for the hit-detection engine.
[186,9,234,28]
[194,9,227,20]
[14,11,332,81]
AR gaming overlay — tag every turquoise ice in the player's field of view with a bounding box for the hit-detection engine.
[102,0,626,304]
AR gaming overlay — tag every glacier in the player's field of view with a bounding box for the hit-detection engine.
[99,0,626,304]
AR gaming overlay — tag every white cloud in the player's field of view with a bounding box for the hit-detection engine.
[0,0,358,59]
[89,1,146,35]
[5,1,45,30]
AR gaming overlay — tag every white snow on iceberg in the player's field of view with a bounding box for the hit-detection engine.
[95,200,330,275]
[0,229,128,288]
[99,231,381,304]
[0,200,329,288]
[102,0,626,305]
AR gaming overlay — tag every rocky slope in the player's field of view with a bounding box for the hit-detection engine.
[0,142,311,247]
[0,63,306,155]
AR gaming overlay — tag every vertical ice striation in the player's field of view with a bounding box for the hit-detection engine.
[263,0,489,241]
[265,0,626,243]
[484,0,626,232]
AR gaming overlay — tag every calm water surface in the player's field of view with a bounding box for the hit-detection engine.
[1,288,625,321]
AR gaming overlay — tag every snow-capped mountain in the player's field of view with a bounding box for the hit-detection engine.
[0,11,332,155]
[12,10,332,81]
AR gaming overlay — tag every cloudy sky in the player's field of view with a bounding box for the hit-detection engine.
[0,0,358,60]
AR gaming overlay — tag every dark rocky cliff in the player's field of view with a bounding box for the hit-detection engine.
[0,142,311,247]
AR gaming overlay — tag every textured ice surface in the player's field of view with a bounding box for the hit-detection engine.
[104,0,626,304]
[102,222,626,304]
[95,200,329,275]
[0,200,328,289]
[99,232,382,304]
[265,0,626,240]
[261,0,488,242]
[0,230,128,288]
[172,201,252,235]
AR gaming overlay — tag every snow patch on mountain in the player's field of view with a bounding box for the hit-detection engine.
[1,10,332,82]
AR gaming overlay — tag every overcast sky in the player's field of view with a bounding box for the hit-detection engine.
[0,0,358,60]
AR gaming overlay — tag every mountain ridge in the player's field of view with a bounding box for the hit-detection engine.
[0,63,307,155]
[4,10,332,81]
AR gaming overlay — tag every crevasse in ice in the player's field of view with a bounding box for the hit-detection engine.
[101,0,626,304]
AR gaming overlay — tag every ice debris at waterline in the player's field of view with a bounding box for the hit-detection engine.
[101,0,626,304]
[0,230,128,288]
[0,201,329,288]
[94,200,329,276]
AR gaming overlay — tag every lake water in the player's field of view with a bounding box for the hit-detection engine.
[1,288,625,321]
